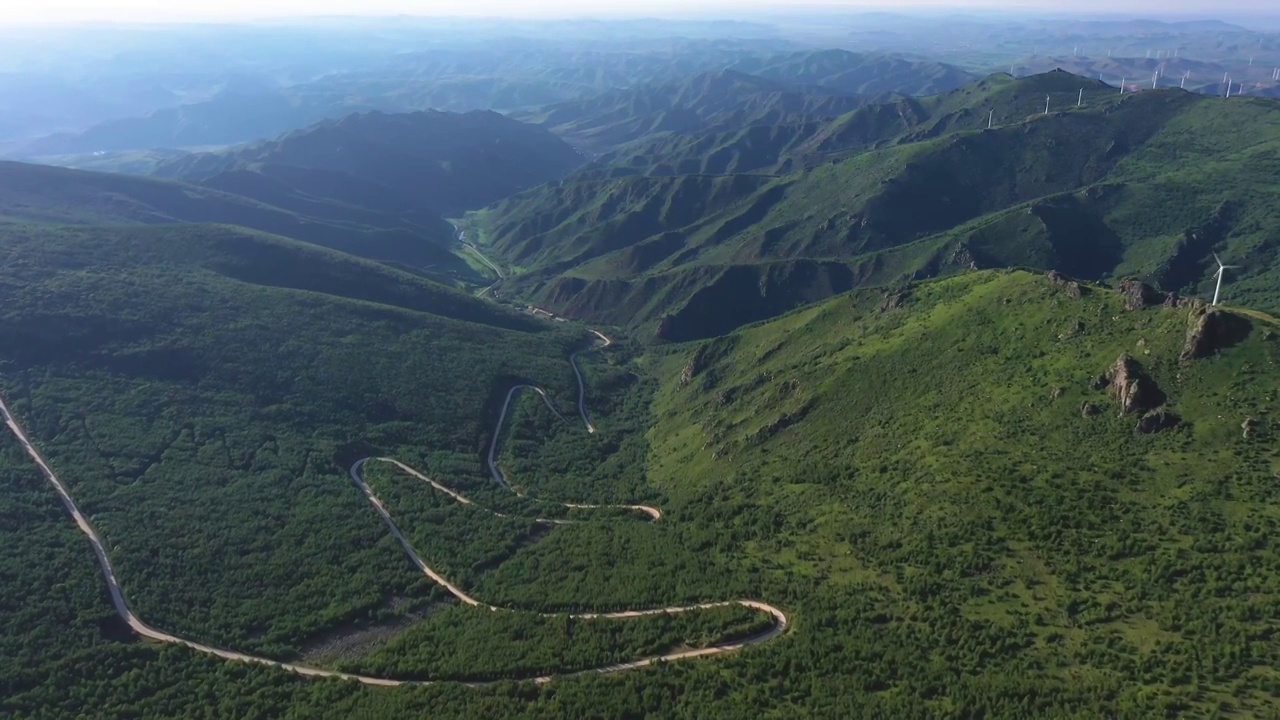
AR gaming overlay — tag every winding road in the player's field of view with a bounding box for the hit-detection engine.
[451,224,504,297]
[0,331,788,686]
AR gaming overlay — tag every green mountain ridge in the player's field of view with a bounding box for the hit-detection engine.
[470,72,1280,340]
[516,69,892,152]
[0,160,466,273]
[154,109,584,217]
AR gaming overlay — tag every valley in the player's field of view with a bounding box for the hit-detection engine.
[3,10,1280,720]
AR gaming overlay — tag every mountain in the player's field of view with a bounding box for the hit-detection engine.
[1010,54,1280,97]
[727,49,976,96]
[0,161,462,273]
[515,69,882,152]
[596,70,1090,177]
[468,72,1280,340]
[648,268,1280,718]
[2,37,794,160]
[154,110,584,217]
[13,87,358,158]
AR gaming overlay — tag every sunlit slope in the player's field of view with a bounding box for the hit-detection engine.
[651,269,1280,714]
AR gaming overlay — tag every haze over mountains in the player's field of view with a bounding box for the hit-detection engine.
[3,11,1280,720]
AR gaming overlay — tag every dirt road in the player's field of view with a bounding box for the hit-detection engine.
[0,330,787,686]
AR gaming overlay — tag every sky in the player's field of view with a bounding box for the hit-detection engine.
[1,0,1273,24]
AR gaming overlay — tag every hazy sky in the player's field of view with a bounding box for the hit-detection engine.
[0,0,1269,24]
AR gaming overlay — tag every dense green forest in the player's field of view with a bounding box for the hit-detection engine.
[9,262,1280,717]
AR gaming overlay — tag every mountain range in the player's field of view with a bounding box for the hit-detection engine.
[467,71,1280,341]
[5,30,1280,718]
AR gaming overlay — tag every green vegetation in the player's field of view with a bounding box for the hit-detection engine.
[343,604,769,682]
[7,57,1280,719]
[516,70,876,152]
[154,109,583,217]
[473,73,1280,341]
[10,263,1280,717]
[0,220,585,659]
[645,269,1280,716]
[0,160,466,275]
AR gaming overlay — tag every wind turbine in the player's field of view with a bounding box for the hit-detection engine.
[1211,253,1240,306]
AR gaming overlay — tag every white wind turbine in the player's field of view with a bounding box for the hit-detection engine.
[1211,252,1241,306]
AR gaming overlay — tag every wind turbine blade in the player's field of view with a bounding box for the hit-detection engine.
[1212,252,1224,267]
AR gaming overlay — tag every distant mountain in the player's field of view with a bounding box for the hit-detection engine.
[727,49,976,96]
[0,72,181,146]
[468,72,1280,340]
[154,110,584,217]
[515,70,879,152]
[15,88,376,158]
[5,38,796,159]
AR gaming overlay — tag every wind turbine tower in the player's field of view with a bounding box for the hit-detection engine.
[988,109,994,129]
[1078,88,1084,106]
[1044,94,1050,114]
[1211,253,1240,306]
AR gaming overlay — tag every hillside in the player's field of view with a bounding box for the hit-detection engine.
[469,72,1280,340]
[0,160,468,273]
[597,70,1113,177]
[516,70,880,152]
[644,269,1280,717]
[154,110,584,216]
[0,218,784,712]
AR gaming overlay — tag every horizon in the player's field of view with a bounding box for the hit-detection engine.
[3,1,1278,26]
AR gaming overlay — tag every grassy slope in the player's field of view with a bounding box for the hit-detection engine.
[648,268,1280,715]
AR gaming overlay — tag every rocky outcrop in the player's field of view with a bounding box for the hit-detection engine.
[1136,409,1181,434]
[1161,292,1201,310]
[1114,278,1201,311]
[1081,402,1102,418]
[1242,417,1262,439]
[1181,308,1252,361]
[679,359,696,386]
[946,244,978,271]
[879,289,911,312]
[1107,354,1166,415]
[1046,271,1085,298]
[1118,278,1164,311]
